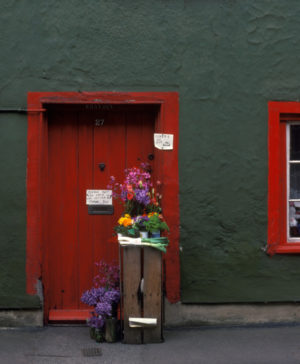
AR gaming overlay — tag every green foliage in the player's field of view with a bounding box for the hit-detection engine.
[145,213,169,233]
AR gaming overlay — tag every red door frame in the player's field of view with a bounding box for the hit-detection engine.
[26,92,180,313]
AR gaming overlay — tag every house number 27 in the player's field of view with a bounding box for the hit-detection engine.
[95,119,105,126]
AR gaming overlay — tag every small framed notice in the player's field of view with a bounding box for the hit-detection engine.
[86,190,112,205]
[154,133,174,150]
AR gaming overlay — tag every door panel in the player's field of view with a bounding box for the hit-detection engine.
[46,106,155,320]
[48,111,79,310]
[78,114,94,309]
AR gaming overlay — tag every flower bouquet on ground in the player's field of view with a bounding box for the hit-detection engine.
[81,261,120,343]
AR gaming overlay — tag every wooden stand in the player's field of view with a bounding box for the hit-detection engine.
[119,245,163,344]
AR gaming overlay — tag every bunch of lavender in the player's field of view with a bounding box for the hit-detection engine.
[81,287,106,306]
[87,313,105,329]
[94,289,120,317]
[81,287,120,325]
[81,261,120,330]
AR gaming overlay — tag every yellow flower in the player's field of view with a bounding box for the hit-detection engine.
[118,217,125,225]
[118,215,132,226]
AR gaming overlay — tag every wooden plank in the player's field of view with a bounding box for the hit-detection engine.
[126,110,143,168]
[92,109,125,264]
[47,113,63,312]
[93,110,111,263]
[47,111,79,312]
[60,113,79,309]
[122,247,142,344]
[103,110,126,262]
[143,247,163,343]
[140,110,155,163]
[78,112,94,308]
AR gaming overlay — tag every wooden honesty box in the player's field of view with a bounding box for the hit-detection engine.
[119,245,163,344]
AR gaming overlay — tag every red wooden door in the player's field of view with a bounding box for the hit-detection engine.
[45,105,155,321]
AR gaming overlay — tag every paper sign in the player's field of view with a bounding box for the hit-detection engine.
[86,190,112,205]
[154,133,174,150]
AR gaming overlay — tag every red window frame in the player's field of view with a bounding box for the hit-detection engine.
[268,101,300,254]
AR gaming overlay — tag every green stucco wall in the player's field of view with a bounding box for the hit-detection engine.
[1,0,300,307]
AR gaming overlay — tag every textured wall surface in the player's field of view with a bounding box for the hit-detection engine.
[1,0,300,306]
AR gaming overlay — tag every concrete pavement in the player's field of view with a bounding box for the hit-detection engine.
[1,324,300,364]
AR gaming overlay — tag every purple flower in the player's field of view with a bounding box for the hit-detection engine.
[81,287,106,306]
[135,189,151,205]
[87,315,105,329]
[104,289,120,304]
[81,260,120,328]
[95,301,112,316]
[107,165,153,210]
[93,261,120,289]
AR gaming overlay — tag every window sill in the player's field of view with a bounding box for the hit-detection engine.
[270,244,300,254]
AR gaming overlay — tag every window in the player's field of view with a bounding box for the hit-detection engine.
[268,102,300,254]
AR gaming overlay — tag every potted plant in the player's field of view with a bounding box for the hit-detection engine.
[133,214,150,238]
[81,261,120,343]
[114,214,132,237]
[145,213,169,238]
[115,214,139,238]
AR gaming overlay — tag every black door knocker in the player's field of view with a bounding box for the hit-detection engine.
[99,163,105,171]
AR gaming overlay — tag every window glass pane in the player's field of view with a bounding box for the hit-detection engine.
[290,125,300,160]
[289,202,300,237]
[290,164,300,199]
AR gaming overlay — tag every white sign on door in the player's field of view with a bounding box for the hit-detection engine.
[154,133,174,150]
[86,190,112,205]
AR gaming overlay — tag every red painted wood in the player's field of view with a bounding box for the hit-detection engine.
[78,112,94,309]
[48,112,79,310]
[268,101,300,254]
[49,309,91,321]
[47,114,62,313]
[64,115,79,308]
[103,110,126,263]
[159,94,180,302]
[26,92,180,319]
[279,120,287,247]
[92,110,117,266]
[26,111,44,295]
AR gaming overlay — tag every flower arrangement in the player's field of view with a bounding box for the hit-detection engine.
[107,163,153,216]
[81,261,120,342]
[108,163,169,238]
